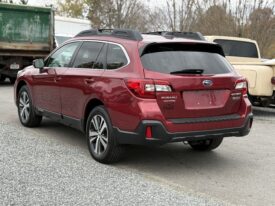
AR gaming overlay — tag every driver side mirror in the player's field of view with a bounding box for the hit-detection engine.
[33,59,44,69]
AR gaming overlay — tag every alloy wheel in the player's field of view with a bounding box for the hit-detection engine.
[19,91,30,123]
[88,114,109,155]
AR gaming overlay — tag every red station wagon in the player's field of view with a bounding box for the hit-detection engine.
[14,29,253,163]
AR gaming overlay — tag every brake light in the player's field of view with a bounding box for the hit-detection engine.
[235,79,247,96]
[126,79,172,98]
[271,77,275,85]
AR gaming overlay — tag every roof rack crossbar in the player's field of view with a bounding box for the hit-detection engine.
[144,31,206,41]
[75,29,143,41]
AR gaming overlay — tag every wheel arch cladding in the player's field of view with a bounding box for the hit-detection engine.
[83,98,104,131]
[16,80,27,103]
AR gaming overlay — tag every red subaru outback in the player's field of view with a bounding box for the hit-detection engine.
[14,29,253,163]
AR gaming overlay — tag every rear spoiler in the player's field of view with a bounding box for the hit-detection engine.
[139,42,225,57]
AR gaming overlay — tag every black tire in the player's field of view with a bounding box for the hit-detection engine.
[86,106,125,164]
[0,74,6,82]
[17,85,42,127]
[188,138,223,151]
[9,77,16,84]
[248,94,257,106]
[259,98,271,107]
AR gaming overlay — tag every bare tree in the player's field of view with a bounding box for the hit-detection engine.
[193,5,237,35]
[56,0,275,57]
[0,0,27,4]
[164,0,200,32]
[57,0,85,18]
[191,0,274,57]
[0,0,14,3]
[246,8,275,57]
[86,0,154,31]
[20,0,27,4]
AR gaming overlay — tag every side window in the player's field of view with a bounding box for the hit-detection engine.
[46,42,80,67]
[93,44,107,69]
[73,42,103,68]
[107,44,128,70]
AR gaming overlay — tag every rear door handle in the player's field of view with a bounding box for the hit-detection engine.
[84,78,95,84]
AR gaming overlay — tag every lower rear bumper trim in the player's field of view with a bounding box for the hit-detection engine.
[114,113,253,145]
[168,114,241,124]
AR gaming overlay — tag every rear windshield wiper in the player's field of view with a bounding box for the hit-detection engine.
[170,69,204,75]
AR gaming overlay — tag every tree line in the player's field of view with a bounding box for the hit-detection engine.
[1,0,274,58]
[0,0,28,4]
[57,0,275,58]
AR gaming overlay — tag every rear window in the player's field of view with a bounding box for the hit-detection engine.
[141,43,233,75]
[214,39,258,58]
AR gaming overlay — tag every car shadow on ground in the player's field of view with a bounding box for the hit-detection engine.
[0,80,13,86]
[117,143,243,172]
[35,118,87,148]
[252,105,275,117]
[38,118,242,172]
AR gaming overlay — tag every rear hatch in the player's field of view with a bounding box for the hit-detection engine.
[140,42,244,119]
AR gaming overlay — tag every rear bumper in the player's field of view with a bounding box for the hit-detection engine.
[114,113,253,145]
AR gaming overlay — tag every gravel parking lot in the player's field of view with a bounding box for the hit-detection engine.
[1,83,275,206]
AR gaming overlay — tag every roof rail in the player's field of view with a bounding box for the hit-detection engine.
[75,29,143,41]
[144,31,206,41]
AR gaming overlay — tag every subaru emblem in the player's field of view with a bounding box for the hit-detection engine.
[202,80,213,87]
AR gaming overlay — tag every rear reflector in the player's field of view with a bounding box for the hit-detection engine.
[145,126,152,139]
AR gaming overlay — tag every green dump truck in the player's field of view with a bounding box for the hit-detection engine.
[0,3,54,83]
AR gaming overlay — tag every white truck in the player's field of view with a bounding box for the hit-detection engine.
[55,16,91,46]
[206,36,275,106]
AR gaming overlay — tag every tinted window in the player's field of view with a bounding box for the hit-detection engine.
[214,39,258,58]
[107,44,128,70]
[141,44,232,75]
[46,42,80,67]
[73,42,103,68]
[93,44,107,69]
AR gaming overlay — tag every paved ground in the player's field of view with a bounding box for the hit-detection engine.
[1,82,275,206]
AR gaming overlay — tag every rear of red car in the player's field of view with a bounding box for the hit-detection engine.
[115,38,253,145]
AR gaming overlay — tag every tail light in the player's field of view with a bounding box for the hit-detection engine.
[235,79,247,96]
[271,77,275,85]
[125,79,172,98]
